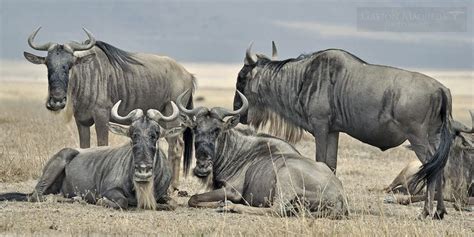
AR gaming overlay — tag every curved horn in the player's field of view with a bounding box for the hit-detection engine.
[64,28,96,52]
[244,42,257,65]
[213,90,248,119]
[272,41,278,60]
[111,100,144,124]
[28,27,55,51]
[453,110,474,133]
[147,102,180,122]
[176,90,206,116]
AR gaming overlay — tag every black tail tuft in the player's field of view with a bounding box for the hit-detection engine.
[183,94,194,177]
[410,89,454,192]
[0,192,29,202]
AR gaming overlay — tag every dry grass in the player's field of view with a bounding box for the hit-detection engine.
[0,63,473,236]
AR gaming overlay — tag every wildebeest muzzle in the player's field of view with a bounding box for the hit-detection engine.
[46,81,67,111]
[193,158,212,178]
[134,163,153,182]
[46,95,66,111]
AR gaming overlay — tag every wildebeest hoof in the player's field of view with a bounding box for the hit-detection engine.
[96,197,113,207]
[216,201,238,213]
[433,210,446,220]
[218,200,233,207]
[417,211,430,220]
[216,204,238,213]
[72,196,82,202]
[29,192,44,202]
[383,195,396,204]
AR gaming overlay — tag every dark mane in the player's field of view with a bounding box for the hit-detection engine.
[335,49,367,64]
[262,48,367,73]
[94,41,143,70]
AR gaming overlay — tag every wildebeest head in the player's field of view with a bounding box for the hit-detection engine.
[234,42,277,124]
[177,90,248,178]
[448,112,474,202]
[108,100,184,183]
[24,27,96,111]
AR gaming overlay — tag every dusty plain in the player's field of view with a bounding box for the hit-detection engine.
[0,62,472,236]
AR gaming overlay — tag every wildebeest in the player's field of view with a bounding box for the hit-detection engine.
[23,27,195,190]
[177,91,348,218]
[385,125,473,210]
[233,42,472,218]
[0,101,184,210]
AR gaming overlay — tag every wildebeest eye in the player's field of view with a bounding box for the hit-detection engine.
[211,127,221,134]
[149,133,157,140]
[132,133,140,140]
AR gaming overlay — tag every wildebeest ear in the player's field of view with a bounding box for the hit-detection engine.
[224,115,240,130]
[75,53,95,65]
[108,122,129,137]
[24,52,45,64]
[161,126,186,138]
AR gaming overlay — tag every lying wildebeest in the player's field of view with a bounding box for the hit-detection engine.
[0,101,184,210]
[233,42,473,219]
[24,27,195,190]
[177,91,348,218]
[385,127,473,210]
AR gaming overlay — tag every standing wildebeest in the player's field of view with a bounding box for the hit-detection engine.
[233,42,473,219]
[23,27,195,190]
[385,116,473,210]
[177,91,348,218]
[0,101,184,210]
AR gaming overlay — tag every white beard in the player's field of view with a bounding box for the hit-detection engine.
[133,178,156,210]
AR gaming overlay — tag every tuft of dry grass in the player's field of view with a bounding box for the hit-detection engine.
[0,63,473,236]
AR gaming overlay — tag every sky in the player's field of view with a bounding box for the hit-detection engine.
[0,0,472,70]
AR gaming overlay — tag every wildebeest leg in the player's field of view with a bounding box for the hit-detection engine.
[326,132,339,173]
[93,109,110,146]
[98,188,128,209]
[31,148,79,202]
[434,175,447,219]
[422,180,437,219]
[407,132,436,218]
[76,120,91,148]
[166,135,183,192]
[385,194,425,205]
[384,178,403,194]
[313,125,329,166]
[188,187,241,208]
[155,195,178,211]
[427,134,447,219]
[221,203,279,216]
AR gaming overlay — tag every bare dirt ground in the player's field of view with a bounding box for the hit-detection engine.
[0,62,473,236]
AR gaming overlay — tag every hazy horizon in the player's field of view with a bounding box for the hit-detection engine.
[1,0,473,71]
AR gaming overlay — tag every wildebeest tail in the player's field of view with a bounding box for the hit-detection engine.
[411,89,454,192]
[0,192,29,201]
[183,93,194,176]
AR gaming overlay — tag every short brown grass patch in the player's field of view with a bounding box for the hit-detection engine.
[0,68,473,236]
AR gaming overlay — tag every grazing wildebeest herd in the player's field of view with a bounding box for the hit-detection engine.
[0,27,473,222]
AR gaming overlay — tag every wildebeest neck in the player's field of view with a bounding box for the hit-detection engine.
[245,62,312,143]
[212,129,275,184]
